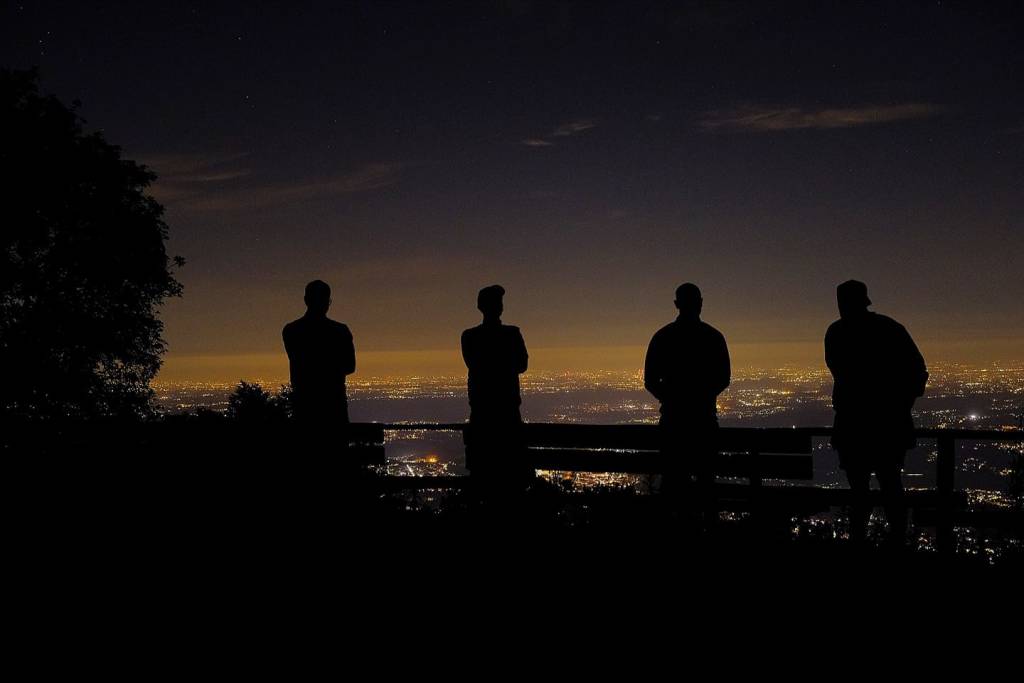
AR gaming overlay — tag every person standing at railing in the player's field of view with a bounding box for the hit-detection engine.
[461,284,531,490]
[283,280,356,427]
[825,280,928,546]
[644,283,731,529]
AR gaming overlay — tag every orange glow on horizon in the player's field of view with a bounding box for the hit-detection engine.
[155,338,1024,384]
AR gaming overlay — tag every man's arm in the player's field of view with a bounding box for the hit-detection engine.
[341,325,356,376]
[282,324,293,358]
[824,324,841,378]
[824,323,845,412]
[712,331,731,397]
[901,325,928,399]
[512,328,528,375]
[461,329,474,371]
[643,333,665,403]
[282,324,299,387]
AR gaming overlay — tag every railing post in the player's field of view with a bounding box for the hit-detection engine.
[936,435,955,555]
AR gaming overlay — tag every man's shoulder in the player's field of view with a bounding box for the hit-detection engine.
[699,321,726,341]
[461,325,483,347]
[870,312,907,332]
[284,316,351,338]
[826,314,908,345]
[650,321,675,342]
[326,318,352,336]
[463,323,520,333]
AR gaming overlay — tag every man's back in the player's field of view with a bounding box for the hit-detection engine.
[644,319,730,421]
[825,312,927,417]
[824,282,927,544]
[461,322,528,419]
[282,314,355,407]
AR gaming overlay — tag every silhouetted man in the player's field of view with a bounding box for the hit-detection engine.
[282,280,356,425]
[825,280,927,545]
[644,283,731,524]
[461,285,530,486]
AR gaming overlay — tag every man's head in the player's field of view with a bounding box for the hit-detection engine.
[674,282,702,319]
[477,284,505,320]
[304,279,331,316]
[836,280,871,319]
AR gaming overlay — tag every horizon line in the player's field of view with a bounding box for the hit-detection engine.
[156,341,1024,384]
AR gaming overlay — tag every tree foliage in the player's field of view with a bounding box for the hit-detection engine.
[0,69,183,419]
[226,382,291,423]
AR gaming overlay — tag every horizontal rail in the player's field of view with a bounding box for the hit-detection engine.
[379,422,468,431]
[371,422,1022,555]
[374,423,1024,442]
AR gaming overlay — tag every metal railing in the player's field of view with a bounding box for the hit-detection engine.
[373,422,1023,553]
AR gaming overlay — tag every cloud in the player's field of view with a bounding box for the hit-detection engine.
[142,152,253,204]
[521,119,598,147]
[141,152,252,180]
[699,103,942,132]
[146,155,411,211]
[551,119,598,137]
[178,170,253,183]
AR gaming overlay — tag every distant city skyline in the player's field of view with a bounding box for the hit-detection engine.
[158,340,1023,383]
[4,2,1021,382]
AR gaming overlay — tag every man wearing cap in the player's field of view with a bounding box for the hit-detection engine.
[825,280,928,545]
[461,285,530,485]
[282,279,356,425]
[644,283,731,525]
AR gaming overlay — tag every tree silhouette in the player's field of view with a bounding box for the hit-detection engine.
[226,381,290,423]
[273,384,294,420]
[0,69,183,419]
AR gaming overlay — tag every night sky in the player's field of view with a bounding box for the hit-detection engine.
[4,1,1022,379]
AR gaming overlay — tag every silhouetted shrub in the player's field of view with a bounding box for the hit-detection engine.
[0,69,183,419]
[273,384,294,419]
[193,407,226,424]
[226,381,289,423]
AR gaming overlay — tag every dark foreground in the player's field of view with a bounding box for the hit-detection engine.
[8,418,1022,606]
[16,458,1022,579]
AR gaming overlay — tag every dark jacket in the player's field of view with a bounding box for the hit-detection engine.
[461,321,528,422]
[282,314,355,418]
[825,311,927,450]
[644,317,731,423]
